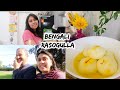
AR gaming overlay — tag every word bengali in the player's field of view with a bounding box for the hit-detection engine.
[43,33,71,41]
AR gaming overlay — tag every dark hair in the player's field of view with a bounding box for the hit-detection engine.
[25,13,43,39]
[36,49,57,73]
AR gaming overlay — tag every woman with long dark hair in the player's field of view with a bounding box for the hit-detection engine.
[23,13,43,45]
[35,49,65,79]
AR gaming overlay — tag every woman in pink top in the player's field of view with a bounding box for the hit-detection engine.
[23,14,43,45]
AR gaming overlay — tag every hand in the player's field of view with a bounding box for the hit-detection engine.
[13,59,23,70]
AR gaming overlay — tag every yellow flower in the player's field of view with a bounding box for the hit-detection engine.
[74,16,88,30]
[68,12,88,30]
[68,12,75,23]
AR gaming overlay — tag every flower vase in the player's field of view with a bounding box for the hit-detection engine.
[69,29,85,42]
[75,29,86,39]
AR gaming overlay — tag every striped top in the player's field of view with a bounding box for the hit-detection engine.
[36,70,65,79]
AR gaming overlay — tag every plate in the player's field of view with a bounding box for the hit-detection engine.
[66,36,120,79]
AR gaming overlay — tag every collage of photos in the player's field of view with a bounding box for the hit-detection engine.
[0,11,120,79]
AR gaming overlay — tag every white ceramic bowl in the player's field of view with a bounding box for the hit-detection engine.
[66,36,120,79]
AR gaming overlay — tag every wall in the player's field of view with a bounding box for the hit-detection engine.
[103,17,120,40]
[0,11,17,44]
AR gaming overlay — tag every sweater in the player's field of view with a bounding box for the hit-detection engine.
[13,64,36,79]
[36,70,65,79]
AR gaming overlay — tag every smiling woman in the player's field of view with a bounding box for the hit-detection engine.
[35,48,65,79]
[22,13,43,45]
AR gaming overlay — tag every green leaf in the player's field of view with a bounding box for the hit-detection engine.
[100,11,106,15]
[102,28,106,31]
[105,11,110,13]
[104,18,109,24]
[101,29,105,34]
[116,11,120,14]
[114,12,118,20]
[99,18,104,25]
[99,15,103,19]
[94,29,97,32]
[102,15,107,23]
[94,25,98,30]
[96,30,100,36]
[93,25,98,32]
